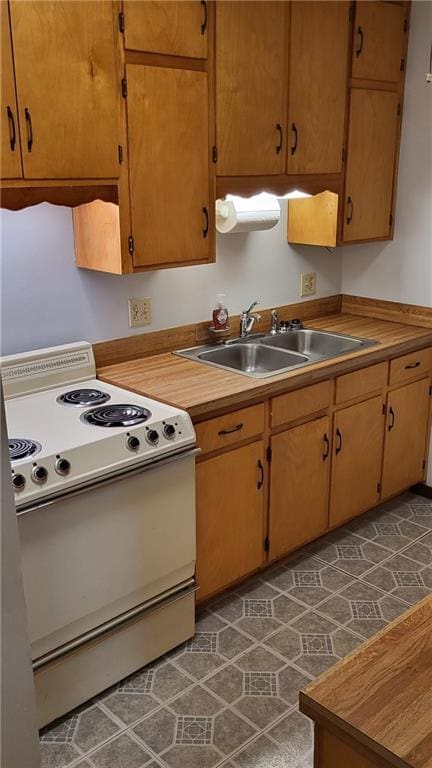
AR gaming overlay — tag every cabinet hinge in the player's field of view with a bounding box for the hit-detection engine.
[118,11,125,33]
[422,459,426,470]
[212,145,218,164]
[118,144,123,164]
[264,537,270,553]
[342,147,346,164]
[266,446,272,463]
[377,482,381,494]
[429,385,432,396]
[382,403,386,415]
[403,18,408,32]
[128,235,134,255]
[121,78,128,98]
[389,213,393,227]
[349,4,354,22]
[397,103,401,117]
[400,58,405,72]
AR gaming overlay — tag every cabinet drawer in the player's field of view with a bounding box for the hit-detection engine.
[335,362,388,404]
[195,404,265,455]
[389,348,432,385]
[271,380,331,428]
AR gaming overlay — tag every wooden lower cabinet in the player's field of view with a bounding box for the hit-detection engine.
[329,396,385,527]
[382,378,431,499]
[195,441,265,602]
[269,417,330,561]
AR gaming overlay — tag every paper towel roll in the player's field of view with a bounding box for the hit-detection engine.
[216,193,280,234]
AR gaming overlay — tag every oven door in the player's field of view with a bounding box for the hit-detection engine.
[17,450,196,660]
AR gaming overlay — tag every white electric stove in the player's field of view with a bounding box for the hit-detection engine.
[1,342,197,727]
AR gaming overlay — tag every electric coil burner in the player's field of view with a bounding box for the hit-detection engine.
[57,388,110,407]
[82,404,152,428]
[9,438,42,462]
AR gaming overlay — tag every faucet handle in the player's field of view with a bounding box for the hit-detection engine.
[244,300,260,314]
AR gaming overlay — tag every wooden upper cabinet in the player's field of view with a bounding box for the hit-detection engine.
[9,1,120,180]
[287,1,350,175]
[382,378,431,499]
[123,1,208,58]
[216,1,287,176]
[351,1,406,84]
[343,89,399,242]
[1,2,22,180]
[126,64,212,269]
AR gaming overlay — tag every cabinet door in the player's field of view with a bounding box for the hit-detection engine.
[9,1,120,179]
[330,397,384,527]
[287,1,349,175]
[269,417,330,561]
[123,1,208,58]
[1,2,22,179]
[216,1,287,176]
[196,441,265,602]
[126,64,211,268]
[351,1,406,84]
[343,89,399,242]
[382,379,431,499]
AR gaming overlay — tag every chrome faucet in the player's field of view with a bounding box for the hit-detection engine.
[239,300,261,338]
[270,309,279,335]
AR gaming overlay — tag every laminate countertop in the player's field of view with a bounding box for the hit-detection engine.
[300,595,432,768]
[98,313,432,420]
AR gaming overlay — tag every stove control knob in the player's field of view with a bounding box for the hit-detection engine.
[146,429,159,446]
[55,458,71,476]
[127,435,140,451]
[12,473,26,491]
[163,424,176,440]
[32,465,48,484]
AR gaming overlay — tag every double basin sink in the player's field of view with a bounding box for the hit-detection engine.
[176,328,377,378]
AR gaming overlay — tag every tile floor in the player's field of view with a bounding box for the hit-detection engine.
[40,491,432,768]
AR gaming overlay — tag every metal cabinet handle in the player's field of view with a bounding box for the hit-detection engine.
[24,107,33,152]
[405,361,421,369]
[275,122,283,155]
[323,434,330,461]
[218,423,243,436]
[335,428,343,455]
[290,122,298,155]
[202,204,209,238]
[200,0,207,35]
[355,26,364,57]
[6,106,16,151]
[346,196,354,224]
[388,406,395,431]
[257,459,264,490]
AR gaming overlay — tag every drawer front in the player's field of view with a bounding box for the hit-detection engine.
[271,380,331,428]
[389,347,432,385]
[195,404,265,455]
[336,362,388,404]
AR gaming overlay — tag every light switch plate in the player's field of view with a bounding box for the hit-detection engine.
[128,297,152,327]
[301,272,316,297]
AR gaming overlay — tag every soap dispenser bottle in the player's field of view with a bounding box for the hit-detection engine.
[212,294,229,330]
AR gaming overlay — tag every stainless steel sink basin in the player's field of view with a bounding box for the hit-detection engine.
[175,327,377,378]
[258,329,376,360]
[198,344,308,377]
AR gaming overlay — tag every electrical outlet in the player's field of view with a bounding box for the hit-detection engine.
[128,297,152,328]
[301,272,316,297]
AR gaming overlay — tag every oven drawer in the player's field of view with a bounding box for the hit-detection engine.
[18,452,196,660]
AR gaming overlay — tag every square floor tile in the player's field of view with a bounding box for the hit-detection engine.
[362,552,432,604]
[318,581,408,638]
[268,708,313,763]
[307,529,392,576]
[385,494,432,529]
[232,734,295,767]
[41,704,120,756]
[88,732,152,768]
[345,508,427,551]
[403,532,432,565]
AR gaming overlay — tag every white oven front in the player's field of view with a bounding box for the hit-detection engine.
[17,449,197,663]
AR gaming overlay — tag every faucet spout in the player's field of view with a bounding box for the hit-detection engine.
[239,300,261,338]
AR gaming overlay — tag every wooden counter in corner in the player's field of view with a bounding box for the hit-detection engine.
[300,595,432,768]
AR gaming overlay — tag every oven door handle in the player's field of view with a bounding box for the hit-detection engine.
[16,446,200,517]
